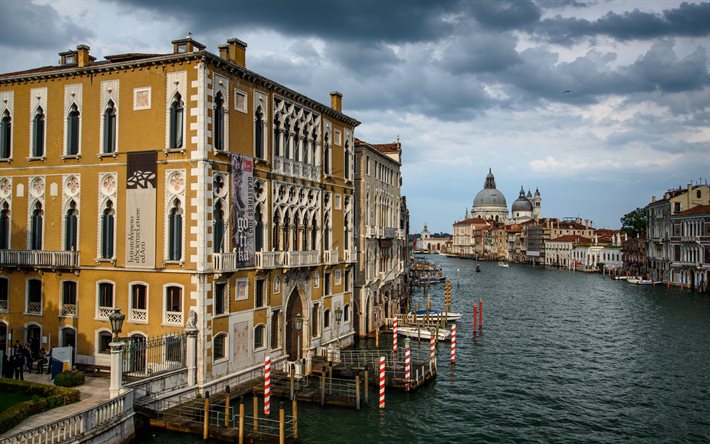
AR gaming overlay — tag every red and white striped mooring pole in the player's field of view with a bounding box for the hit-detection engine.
[393,318,398,353]
[429,333,436,362]
[479,299,483,330]
[473,304,478,335]
[264,356,271,415]
[450,323,457,363]
[404,338,411,384]
[379,356,386,409]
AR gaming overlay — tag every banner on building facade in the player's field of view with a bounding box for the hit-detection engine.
[125,151,157,268]
[231,154,255,267]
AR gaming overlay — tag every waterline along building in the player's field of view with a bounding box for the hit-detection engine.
[0,35,360,382]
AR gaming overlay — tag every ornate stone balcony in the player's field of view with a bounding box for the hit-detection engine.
[273,156,319,181]
[130,308,147,323]
[26,301,42,315]
[164,311,183,326]
[283,250,319,268]
[324,248,339,265]
[0,250,79,270]
[213,251,286,272]
[344,248,358,263]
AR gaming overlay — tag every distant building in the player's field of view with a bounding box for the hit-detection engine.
[545,235,592,268]
[471,169,509,223]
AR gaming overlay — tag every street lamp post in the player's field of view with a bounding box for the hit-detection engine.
[334,306,343,351]
[108,308,125,398]
[294,313,303,365]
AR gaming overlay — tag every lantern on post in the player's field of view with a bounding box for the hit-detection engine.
[109,308,125,340]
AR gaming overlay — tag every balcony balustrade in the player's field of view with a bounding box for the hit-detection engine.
[60,303,77,318]
[283,250,319,268]
[97,306,113,319]
[26,301,42,315]
[344,248,358,263]
[273,156,320,181]
[324,248,339,265]
[164,311,183,325]
[0,250,79,269]
[0,299,7,312]
[130,308,147,322]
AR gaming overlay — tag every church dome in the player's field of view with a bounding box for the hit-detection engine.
[473,169,507,208]
[512,186,533,212]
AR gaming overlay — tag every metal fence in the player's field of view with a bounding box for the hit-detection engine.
[122,333,187,383]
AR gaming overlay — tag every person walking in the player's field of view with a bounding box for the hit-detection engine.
[13,350,24,380]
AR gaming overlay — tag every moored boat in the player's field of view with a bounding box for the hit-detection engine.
[498,262,509,268]
[397,326,451,341]
[400,309,462,322]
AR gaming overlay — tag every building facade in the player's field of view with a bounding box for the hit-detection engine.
[0,36,360,381]
[354,138,406,336]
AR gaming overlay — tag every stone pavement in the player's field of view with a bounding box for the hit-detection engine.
[0,372,111,437]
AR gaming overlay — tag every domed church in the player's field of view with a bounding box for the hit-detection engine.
[470,169,541,224]
[471,169,509,222]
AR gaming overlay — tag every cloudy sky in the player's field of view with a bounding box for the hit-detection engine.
[2,0,709,233]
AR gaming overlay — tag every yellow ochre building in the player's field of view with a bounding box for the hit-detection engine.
[0,35,359,383]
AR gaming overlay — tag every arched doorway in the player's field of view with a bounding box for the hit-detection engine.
[689,269,695,290]
[25,324,41,345]
[61,327,76,363]
[285,288,303,361]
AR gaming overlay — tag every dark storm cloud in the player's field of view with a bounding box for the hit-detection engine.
[324,42,402,75]
[443,31,523,74]
[468,0,542,29]
[536,0,595,8]
[110,0,462,44]
[534,2,710,44]
[0,1,93,50]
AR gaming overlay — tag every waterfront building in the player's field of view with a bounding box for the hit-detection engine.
[354,138,407,336]
[416,224,451,253]
[646,184,710,286]
[668,204,710,291]
[621,235,646,276]
[0,36,359,381]
[452,217,491,258]
[544,235,592,268]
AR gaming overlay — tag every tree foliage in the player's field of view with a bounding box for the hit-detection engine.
[620,207,646,238]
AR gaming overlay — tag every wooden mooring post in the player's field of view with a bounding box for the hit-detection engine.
[203,391,210,441]
[320,371,326,406]
[224,385,231,427]
[355,375,361,410]
[238,397,245,444]
[364,369,369,404]
[279,402,285,444]
[253,396,259,432]
[292,398,298,439]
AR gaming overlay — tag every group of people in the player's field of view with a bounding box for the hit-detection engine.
[3,338,49,380]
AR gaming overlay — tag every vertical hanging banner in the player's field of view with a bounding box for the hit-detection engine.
[231,154,255,267]
[125,151,157,268]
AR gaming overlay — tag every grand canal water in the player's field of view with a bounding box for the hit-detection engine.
[141,256,710,443]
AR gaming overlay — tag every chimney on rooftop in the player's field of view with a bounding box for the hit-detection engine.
[330,91,342,112]
[220,38,247,67]
[76,44,91,68]
[584,219,589,229]
[651,196,656,202]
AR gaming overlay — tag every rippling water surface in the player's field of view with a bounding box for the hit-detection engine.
[145,257,710,443]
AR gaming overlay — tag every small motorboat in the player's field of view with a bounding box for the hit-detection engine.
[404,309,462,322]
[613,276,630,280]
[397,326,451,341]
[476,265,481,273]
[627,277,640,284]
[498,262,509,268]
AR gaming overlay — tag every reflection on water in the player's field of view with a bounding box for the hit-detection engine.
[144,257,710,443]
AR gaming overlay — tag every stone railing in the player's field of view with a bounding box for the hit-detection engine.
[130,308,147,322]
[0,250,79,269]
[97,306,113,319]
[344,248,358,263]
[60,303,77,318]
[324,248,339,265]
[0,389,134,444]
[164,311,183,326]
[274,156,319,181]
[0,299,7,312]
[283,250,319,268]
[26,302,42,315]
[256,251,283,269]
